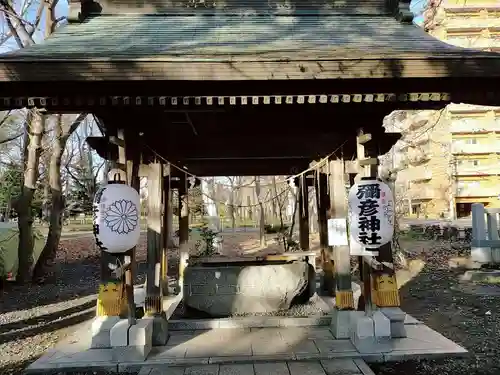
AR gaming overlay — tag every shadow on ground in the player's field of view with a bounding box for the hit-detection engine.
[370,249,500,375]
[0,300,95,345]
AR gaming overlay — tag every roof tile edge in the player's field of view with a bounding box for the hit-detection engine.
[67,0,415,23]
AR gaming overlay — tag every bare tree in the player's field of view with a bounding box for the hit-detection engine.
[15,111,45,283]
[254,176,266,247]
[0,0,76,282]
[32,114,88,282]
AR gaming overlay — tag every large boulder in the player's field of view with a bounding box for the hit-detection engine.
[183,261,312,317]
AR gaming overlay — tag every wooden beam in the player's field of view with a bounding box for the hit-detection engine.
[358,157,379,166]
[138,163,171,177]
[179,158,311,177]
[146,134,358,160]
[357,133,372,144]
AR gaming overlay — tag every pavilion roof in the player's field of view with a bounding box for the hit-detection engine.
[0,0,499,82]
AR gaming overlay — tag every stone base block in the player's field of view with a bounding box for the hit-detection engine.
[91,316,120,349]
[110,319,131,347]
[331,310,355,339]
[380,307,407,338]
[372,311,391,339]
[109,318,154,361]
[350,311,391,354]
[144,316,169,346]
[129,318,153,346]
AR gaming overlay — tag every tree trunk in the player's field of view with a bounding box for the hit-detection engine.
[32,114,86,282]
[16,111,45,283]
[255,177,266,247]
[229,179,236,232]
[32,115,66,282]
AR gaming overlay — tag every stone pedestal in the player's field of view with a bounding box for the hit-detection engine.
[110,318,153,361]
[380,307,407,338]
[349,311,391,354]
[148,315,169,346]
[331,310,353,339]
[91,316,121,349]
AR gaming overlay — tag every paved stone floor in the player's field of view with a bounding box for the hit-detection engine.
[140,359,375,375]
[27,316,467,374]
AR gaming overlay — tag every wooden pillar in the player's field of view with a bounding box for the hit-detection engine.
[355,133,376,313]
[329,159,354,310]
[315,169,334,293]
[374,156,401,308]
[298,174,310,250]
[124,132,140,325]
[356,132,401,310]
[178,173,190,289]
[161,169,171,296]
[146,161,164,315]
[373,196,400,307]
[96,129,136,322]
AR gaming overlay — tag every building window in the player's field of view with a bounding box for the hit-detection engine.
[465,138,478,144]
[457,180,480,190]
[472,160,480,166]
[411,204,421,215]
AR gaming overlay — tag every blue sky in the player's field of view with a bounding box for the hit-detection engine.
[1,0,428,52]
[0,0,68,52]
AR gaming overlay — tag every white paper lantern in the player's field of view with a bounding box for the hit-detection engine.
[93,181,141,253]
[347,179,394,250]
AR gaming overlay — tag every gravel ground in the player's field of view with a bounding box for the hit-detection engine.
[0,234,173,375]
[371,240,500,375]
[2,236,500,375]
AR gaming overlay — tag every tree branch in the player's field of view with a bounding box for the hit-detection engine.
[65,164,88,190]
[0,0,44,47]
[63,113,87,137]
[0,0,35,46]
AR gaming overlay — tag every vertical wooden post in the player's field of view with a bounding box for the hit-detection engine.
[146,160,168,345]
[298,174,310,250]
[358,132,401,309]
[355,134,374,313]
[146,161,164,314]
[124,131,140,325]
[96,128,134,320]
[178,173,190,290]
[329,159,354,310]
[161,167,171,296]
[315,169,333,293]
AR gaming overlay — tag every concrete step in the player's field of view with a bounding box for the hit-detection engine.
[168,315,331,330]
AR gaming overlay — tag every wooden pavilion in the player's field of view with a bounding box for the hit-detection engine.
[1,0,500,357]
